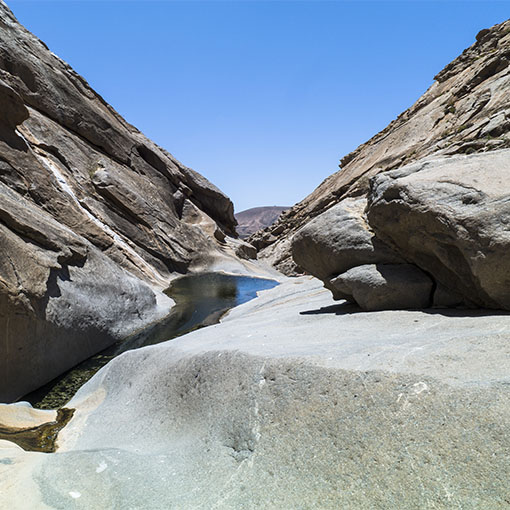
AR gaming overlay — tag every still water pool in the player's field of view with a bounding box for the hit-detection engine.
[23,273,278,409]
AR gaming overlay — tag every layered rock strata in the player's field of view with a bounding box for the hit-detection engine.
[253,19,510,275]
[0,2,245,401]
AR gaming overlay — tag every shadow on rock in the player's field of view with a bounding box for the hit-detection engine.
[301,301,510,318]
[0,123,28,151]
[300,302,364,315]
[420,307,510,318]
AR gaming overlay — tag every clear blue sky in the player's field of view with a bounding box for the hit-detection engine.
[7,1,510,212]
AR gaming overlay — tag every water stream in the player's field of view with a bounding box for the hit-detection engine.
[22,273,278,410]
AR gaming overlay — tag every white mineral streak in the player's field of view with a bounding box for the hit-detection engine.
[36,152,165,285]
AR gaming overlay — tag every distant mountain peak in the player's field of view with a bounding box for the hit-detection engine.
[235,206,289,239]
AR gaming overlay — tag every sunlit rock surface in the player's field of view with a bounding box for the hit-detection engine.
[0,1,257,400]
[2,278,509,509]
[368,150,510,309]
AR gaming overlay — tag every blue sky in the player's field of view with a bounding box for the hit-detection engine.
[7,1,510,212]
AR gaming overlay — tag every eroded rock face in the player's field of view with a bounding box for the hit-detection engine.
[0,181,171,401]
[367,150,510,309]
[0,78,28,128]
[0,2,241,401]
[292,149,510,311]
[255,19,510,274]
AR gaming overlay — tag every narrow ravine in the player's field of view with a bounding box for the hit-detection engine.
[21,273,278,410]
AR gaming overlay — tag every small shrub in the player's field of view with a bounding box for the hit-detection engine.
[456,123,473,133]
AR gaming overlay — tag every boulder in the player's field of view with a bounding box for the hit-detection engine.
[367,149,510,309]
[233,239,258,260]
[432,283,466,308]
[329,264,433,311]
[291,197,402,281]
[291,197,407,304]
[291,150,510,311]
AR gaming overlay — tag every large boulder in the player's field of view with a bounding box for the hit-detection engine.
[292,150,510,311]
[291,197,417,306]
[291,197,402,281]
[367,149,510,310]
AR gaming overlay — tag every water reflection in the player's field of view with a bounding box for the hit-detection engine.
[23,273,278,408]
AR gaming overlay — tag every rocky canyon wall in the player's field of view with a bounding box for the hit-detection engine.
[256,19,510,311]
[0,1,244,401]
[254,20,510,273]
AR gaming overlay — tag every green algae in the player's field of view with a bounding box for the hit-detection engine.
[0,408,75,453]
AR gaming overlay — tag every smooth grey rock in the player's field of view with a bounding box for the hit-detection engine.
[234,239,257,260]
[2,277,510,509]
[367,149,510,310]
[330,263,433,310]
[480,110,510,137]
[291,197,402,282]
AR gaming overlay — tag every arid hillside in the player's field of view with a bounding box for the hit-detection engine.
[252,20,510,274]
[235,206,289,239]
